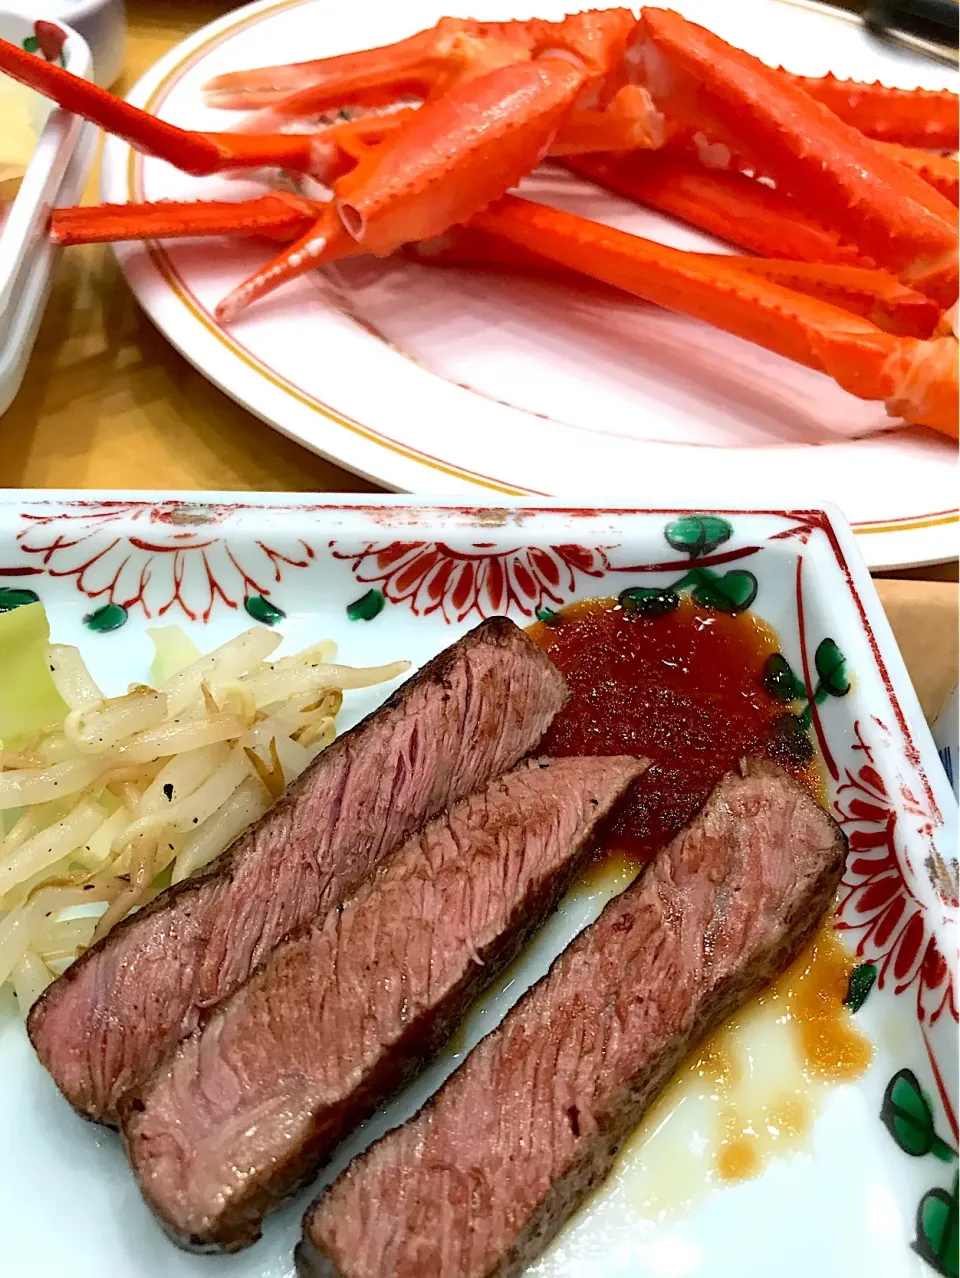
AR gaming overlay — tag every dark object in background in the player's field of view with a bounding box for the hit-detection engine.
[866,0,958,48]
[850,0,959,58]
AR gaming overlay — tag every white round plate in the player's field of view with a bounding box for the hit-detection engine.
[100,0,959,570]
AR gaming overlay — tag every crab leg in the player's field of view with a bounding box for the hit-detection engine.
[631,9,958,306]
[202,18,546,111]
[565,151,872,266]
[474,195,958,436]
[227,10,658,156]
[0,36,375,180]
[402,225,557,274]
[784,73,959,150]
[701,258,940,338]
[49,188,941,341]
[49,193,324,246]
[406,223,938,338]
[204,13,639,117]
[204,27,445,111]
[874,142,959,206]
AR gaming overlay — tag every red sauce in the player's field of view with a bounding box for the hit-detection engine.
[529,596,819,863]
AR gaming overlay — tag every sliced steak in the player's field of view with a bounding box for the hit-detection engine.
[123,754,646,1253]
[29,618,568,1125]
[300,759,846,1278]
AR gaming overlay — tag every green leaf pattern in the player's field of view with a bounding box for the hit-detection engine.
[243,595,285,626]
[843,962,878,1013]
[0,586,40,613]
[814,637,851,698]
[763,653,807,703]
[82,603,128,633]
[881,1070,959,1276]
[347,589,386,622]
[914,1175,959,1277]
[882,1070,958,1162]
[664,515,733,559]
[618,586,680,619]
[691,569,757,614]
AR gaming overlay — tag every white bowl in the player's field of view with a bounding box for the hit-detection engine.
[0,13,95,415]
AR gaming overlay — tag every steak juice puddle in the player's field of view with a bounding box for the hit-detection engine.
[518,597,873,1226]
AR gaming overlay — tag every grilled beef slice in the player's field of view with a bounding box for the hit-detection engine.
[300,759,846,1278]
[29,617,568,1125]
[123,754,646,1252]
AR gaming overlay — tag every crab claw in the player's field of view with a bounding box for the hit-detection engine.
[334,58,588,253]
[216,58,588,320]
[213,202,362,323]
[475,194,958,437]
[630,9,958,306]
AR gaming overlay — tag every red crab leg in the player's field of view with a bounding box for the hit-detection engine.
[703,258,940,338]
[631,9,958,305]
[214,58,589,321]
[49,193,324,246]
[784,73,959,150]
[565,152,872,266]
[0,36,395,181]
[205,12,638,117]
[202,18,546,111]
[226,11,653,152]
[475,195,958,437]
[875,142,959,206]
[203,27,444,111]
[403,225,560,274]
[52,188,939,342]
[408,222,938,338]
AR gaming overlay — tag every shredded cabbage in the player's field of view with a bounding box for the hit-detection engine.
[147,625,203,686]
[0,606,410,1015]
[0,603,69,748]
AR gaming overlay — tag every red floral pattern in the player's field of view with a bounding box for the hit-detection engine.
[13,502,313,622]
[835,720,957,1028]
[331,540,617,623]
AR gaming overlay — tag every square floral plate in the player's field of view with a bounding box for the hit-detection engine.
[0,491,955,1278]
